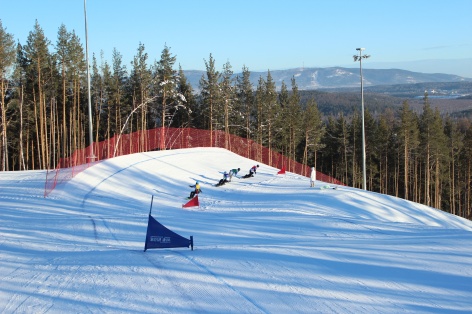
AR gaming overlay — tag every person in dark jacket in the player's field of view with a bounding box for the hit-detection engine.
[242,165,259,179]
[216,171,230,187]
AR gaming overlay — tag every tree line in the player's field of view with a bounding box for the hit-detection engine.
[0,20,471,219]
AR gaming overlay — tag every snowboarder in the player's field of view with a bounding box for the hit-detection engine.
[215,171,230,187]
[242,165,259,179]
[188,181,201,198]
[320,184,338,190]
[310,167,316,187]
[228,168,240,181]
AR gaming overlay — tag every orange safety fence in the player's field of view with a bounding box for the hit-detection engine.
[44,127,343,196]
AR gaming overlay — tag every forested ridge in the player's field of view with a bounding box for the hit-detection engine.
[1,21,471,219]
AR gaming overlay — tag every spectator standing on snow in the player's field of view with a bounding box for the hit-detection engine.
[228,168,240,181]
[310,167,316,187]
[188,181,201,198]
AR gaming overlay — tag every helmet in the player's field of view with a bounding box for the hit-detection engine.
[237,168,240,171]
[257,165,259,167]
[196,181,199,184]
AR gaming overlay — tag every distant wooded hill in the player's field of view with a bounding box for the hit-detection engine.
[184,67,472,91]
[297,89,472,119]
[184,67,472,118]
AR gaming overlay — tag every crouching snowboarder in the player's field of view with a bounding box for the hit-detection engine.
[242,165,259,179]
[215,171,230,187]
[188,181,202,198]
[228,168,240,181]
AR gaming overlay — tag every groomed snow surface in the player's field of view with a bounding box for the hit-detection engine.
[1,147,472,313]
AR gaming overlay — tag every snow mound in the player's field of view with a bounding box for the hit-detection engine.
[1,147,472,313]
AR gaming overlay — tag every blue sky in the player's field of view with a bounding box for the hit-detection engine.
[2,0,472,76]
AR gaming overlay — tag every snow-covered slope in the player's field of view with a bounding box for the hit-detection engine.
[1,147,472,313]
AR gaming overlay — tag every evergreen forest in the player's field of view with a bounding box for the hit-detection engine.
[1,21,471,220]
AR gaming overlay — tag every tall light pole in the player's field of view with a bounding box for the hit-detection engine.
[84,0,95,160]
[353,48,370,190]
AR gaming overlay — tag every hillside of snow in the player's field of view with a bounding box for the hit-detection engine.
[1,147,472,313]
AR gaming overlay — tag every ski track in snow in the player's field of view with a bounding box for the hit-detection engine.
[2,148,472,313]
[79,152,269,313]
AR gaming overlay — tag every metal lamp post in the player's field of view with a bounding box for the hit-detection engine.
[353,48,370,190]
[84,0,95,160]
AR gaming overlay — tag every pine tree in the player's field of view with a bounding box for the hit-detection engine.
[301,98,324,174]
[253,71,277,162]
[286,77,302,170]
[264,71,279,166]
[220,61,235,149]
[337,113,350,185]
[101,56,113,143]
[92,51,113,143]
[255,75,265,160]
[419,92,447,208]
[375,109,397,195]
[348,111,361,187]
[110,48,128,139]
[0,20,16,170]
[399,100,419,200]
[53,25,86,162]
[444,116,463,215]
[235,66,254,155]
[12,42,28,170]
[55,24,72,162]
[23,20,53,169]
[321,115,345,181]
[153,45,183,149]
[67,31,86,159]
[363,109,376,190]
[419,93,434,206]
[199,53,220,146]
[462,125,472,219]
[91,54,101,141]
[430,108,447,209]
[277,81,290,158]
[128,43,151,150]
[175,66,195,128]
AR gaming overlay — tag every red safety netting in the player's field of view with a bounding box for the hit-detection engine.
[44,127,343,196]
